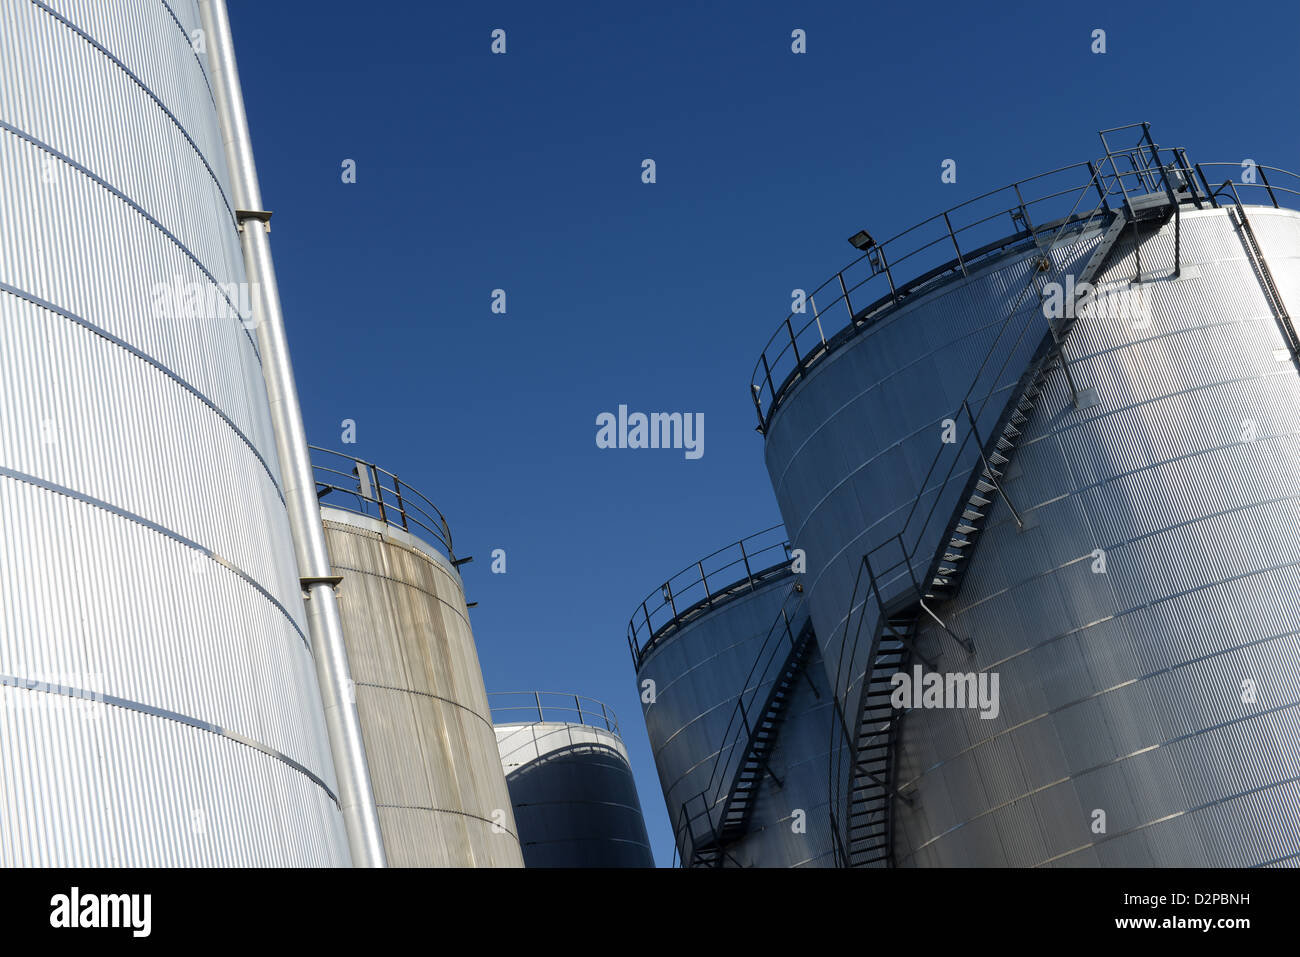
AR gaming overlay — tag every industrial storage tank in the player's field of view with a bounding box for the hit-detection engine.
[492,692,655,867]
[630,527,837,866]
[0,0,350,864]
[312,448,524,867]
[752,124,1300,866]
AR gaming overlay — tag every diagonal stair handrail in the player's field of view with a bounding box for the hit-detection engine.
[824,130,1194,863]
[673,583,813,866]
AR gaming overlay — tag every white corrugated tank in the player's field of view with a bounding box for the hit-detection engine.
[0,0,349,864]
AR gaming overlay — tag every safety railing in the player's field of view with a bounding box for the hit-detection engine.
[1194,163,1300,211]
[310,445,457,564]
[488,691,620,736]
[749,124,1213,434]
[816,129,1132,862]
[627,525,793,670]
[672,586,809,866]
[810,124,1292,863]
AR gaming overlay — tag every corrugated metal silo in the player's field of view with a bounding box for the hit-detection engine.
[630,527,837,866]
[492,692,655,867]
[313,448,524,867]
[752,124,1300,866]
[0,0,349,865]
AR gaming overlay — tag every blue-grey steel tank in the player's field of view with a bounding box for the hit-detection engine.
[493,692,655,867]
[0,0,349,864]
[755,126,1300,866]
[631,529,837,867]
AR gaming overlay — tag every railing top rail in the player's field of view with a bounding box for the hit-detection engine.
[309,445,457,564]
[488,691,620,735]
[626,525,793,669]
[749,136,1299,435]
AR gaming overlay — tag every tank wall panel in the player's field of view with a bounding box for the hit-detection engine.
[322,511,524,867]
[0,0,347,865]
[765,204,1300,867]
[763,225,1106,720]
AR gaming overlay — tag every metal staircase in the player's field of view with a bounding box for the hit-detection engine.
[843,616,910,865]
[829,125,1194,867]
[674,587,817,867]
[691,622,815,866]
[918,208,1135,608]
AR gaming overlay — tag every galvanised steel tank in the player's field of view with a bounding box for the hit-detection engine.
[753,124,1300,866]
[313,448,524,867]
[492,692,655,867]
[0,0,348,865]
[630,527,837,867]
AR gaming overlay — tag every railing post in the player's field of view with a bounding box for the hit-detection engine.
[838,271,853,321]
[1195,164,1218,209]
[698,561,710,600]
[1175,149,1204,208]
[393,475,408,530]
[786,317,802,368]
[535,691,544,723]
[1088,160,1109,213]
[944,211,967,277]
[575,694,583,726]
[810,293,826,344]
[371,464,387,524]
[1013,182,1034,233]
[1259,165,1280,208]
[876,249,897,303]
[760,353,776,405]
[751,384,766,433]
[663,583,678,622]
[740,538,753,589]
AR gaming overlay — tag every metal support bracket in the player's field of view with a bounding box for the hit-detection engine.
[919,598,974,656]
[300,575,344,592]
[235,208,274,233]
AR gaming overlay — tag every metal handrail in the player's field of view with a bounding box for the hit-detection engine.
[488,691,620,736]
[819,131,1133,861]
[627,525,793,669]
[671,586,808,864]
[309,445,457,564]
[749,129,1298,435]
[1194,163,1300,210]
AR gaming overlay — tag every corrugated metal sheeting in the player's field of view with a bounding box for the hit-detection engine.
[765,201,1300,866]
[762,222,1107,730]
[495,720,655,867]
[637,568,837,867]
[320,510,524,867]
[0,0,349,864]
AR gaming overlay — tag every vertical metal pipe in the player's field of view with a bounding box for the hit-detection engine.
[197,0,386,867]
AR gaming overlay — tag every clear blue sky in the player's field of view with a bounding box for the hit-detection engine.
[227,0,1300,866]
